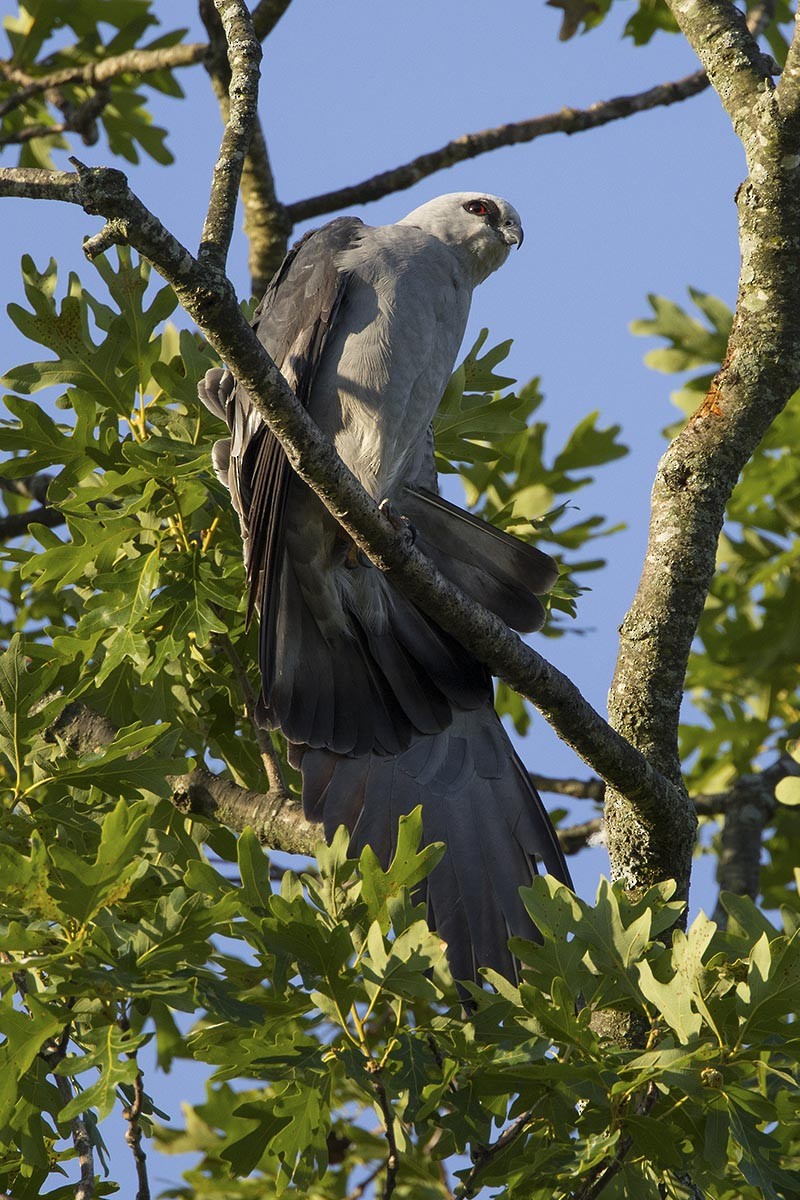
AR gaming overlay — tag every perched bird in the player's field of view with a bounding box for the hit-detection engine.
[199,193,572,984]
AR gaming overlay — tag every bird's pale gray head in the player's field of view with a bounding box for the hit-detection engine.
[398,192,524,283]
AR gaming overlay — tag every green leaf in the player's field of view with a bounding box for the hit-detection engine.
[359,807,444,927]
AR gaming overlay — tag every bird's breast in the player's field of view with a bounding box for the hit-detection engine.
[309,243,472,499]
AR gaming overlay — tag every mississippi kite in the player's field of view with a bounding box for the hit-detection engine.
[199,193,572,983]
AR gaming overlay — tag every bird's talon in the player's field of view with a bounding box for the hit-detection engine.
[379,499,417,544]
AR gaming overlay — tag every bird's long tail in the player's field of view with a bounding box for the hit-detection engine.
[294,703,571,985]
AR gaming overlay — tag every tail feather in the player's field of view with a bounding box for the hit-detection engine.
[401,486,558,634]
[298,704,572,985]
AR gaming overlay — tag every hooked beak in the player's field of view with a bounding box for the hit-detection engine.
[501,221,524,249]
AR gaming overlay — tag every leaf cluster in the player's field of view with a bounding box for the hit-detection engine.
[1,1,189,169]
[4,722,798,1200]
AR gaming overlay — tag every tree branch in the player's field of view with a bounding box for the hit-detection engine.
[605,0,800,896]
[664,0,773,145]
[199,0,291,295]
[455,1106,541,1199]
[776,0,800,126]
[531,773,605,802]
[0,44,206,121]
[198,0,262,272]
[285,71,710,224]
[122,1066,150,1200]
[251,0,294,40]
[0,503,65,539]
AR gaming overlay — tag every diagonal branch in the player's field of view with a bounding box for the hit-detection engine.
[251,0,294,40]
[285,71,710,224]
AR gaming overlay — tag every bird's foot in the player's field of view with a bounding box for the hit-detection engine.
[379,498,417,545]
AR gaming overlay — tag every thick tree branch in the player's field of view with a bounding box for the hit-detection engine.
[285,71,710,224]
[665,0,773,145]
[198,0,262,271]
[605,1,800,896]
[776,3,800,125]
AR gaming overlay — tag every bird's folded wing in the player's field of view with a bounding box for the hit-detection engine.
[199,216,365,633]
[401,485,559,633]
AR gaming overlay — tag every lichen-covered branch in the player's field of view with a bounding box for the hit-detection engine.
[199,0,290,293]
[198,0,262,271]
[286,71,710,224]
[776,2,800,124]
[605,0,800,896]
[666,0,773,144]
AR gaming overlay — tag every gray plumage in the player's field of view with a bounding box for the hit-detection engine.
[199,192,572,984]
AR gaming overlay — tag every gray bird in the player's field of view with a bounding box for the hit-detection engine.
[199,192,572,984]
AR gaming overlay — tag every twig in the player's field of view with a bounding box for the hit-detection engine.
[0,472,54,503]
[531,772,605,802]
[346,1158,387,1200]
[0,44,205,121]
[122,1065,150,1200]
[198,0,262,272]
[38,1026,96,1200]
[558,817,605,855]
[369,1068,399,1200]
[0,504,65,539]
[285,71,710,224]
[0,82,111,149]
[251,0,294,40]
[211,626,289,795]
[454,1107,537,1198]
[571,1084,660,1200]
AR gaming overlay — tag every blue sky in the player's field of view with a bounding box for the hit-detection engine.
[0,0,750,1191]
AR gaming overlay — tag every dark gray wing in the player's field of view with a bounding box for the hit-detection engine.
[198,216,365,634]
[401,486,559,633]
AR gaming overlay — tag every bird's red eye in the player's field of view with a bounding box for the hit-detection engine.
[465,200,488,215]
